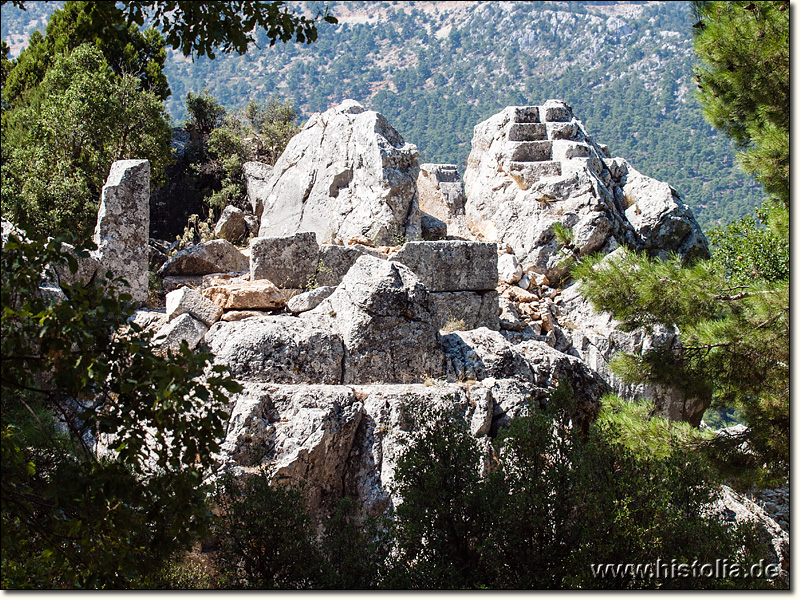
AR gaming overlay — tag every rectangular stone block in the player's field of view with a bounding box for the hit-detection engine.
[430,291,500,331]
[510,106,540,123]
[509,141,552,162]
[250,232,319,288]
[547,121,581,140]
[508,123,547,142]
[391,241,498,292]
[315,244,386,287]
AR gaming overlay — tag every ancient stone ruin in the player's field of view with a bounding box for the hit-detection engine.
[19,99,784,565]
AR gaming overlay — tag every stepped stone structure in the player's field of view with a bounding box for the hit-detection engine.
[464,99,708,281]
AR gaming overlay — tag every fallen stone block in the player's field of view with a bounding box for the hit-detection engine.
[250,232,319,289]
[166,286,223,327]
[158,239,248,277]
[202,280,286,310]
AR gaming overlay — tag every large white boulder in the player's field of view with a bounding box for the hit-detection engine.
[305,255,445,384]
[256,100,422,245]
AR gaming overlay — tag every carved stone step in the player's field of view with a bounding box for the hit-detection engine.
[508,123,548,142]
[508,140,552,162]
[507,161,562,190]
[510,106,541,124]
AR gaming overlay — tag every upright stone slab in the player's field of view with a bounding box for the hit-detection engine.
[391,241,498,292]
[92,160,150,303]
[250,232,319,289]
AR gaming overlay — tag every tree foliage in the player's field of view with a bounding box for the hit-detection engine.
[573,250,788,486]
[691,1,789,208]
[1,0,338,60]
[1,43,173,240]
[573,0,789,489]
[1,233,242,588]
[2,0,170,106]
[385,384,773,589]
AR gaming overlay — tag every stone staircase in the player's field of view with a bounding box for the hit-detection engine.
[502,101,606,190]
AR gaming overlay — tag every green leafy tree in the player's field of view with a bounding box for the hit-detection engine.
[386,405,493,589]
[211,471,324,589]
[1,0,337,60]
[1,233,242,588]
[573,251,788,487]
[572,1,789,488]
[1,44,172,240]
[2,0,170,107]
[319,497,390,589]
[387,384,776,589]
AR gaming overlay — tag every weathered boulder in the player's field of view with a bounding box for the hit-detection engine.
[166,286,223,327]
[287,286,336,314]
[615,158,710,261]
[498,253,523,284]
[420,213,448,241]
[243,161,274,217]
[429,291,500,331]
[463,101,708,281]
[220,383,363,520]
[53,242,101,289]
[158,239,248,277]
[250,232,319,289]
[202,280,286,311]
[205,317,344,384]
[315,243,386,287]
[498,297,526,332]
[256,100,422,245]
[391,241,498,292]
[214,205,248,244]
[92,160,150,303]
[442,327,609,427]
[127,309,168,336]
[152,313,208,352]
[305,255,445,384]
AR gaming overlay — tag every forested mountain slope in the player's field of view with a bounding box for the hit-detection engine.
[1,0,763,228]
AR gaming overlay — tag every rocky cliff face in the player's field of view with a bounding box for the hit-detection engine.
[31,99,783,562]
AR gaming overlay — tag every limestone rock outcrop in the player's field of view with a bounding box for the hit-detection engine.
[463,101,709,282]
[92,159,150,303]
[305,255,445,384]
[243,161,274,217]
[255,100,422,245]
[205,317,345,384]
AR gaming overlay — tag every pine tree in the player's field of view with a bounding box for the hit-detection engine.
[574,1,789,488]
